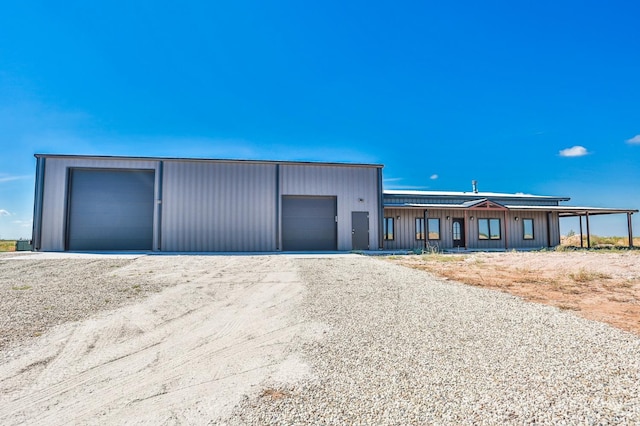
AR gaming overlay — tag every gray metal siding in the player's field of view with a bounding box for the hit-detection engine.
[505,211,551,249]
[67,169,155,250]
[281,165,380,251]
[383,209,553,250]
[161,161,277,251]
[39,158,159,251]
[382,209,425,250]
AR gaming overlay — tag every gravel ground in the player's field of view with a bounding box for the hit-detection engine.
[0,256,175,351]
[231,256,640,424]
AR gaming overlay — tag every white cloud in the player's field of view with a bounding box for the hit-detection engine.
[0,175,31,184]
[626,135,640,145]
[430,174,438,180]
[559,146,589,157]
[12,219,32,227]
[383,177,404,183]
[0,209,10,216]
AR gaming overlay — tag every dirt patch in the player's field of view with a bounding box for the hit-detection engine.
[387,251,640,335]
[0,255,308,425]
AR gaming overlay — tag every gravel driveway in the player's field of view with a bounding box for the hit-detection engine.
[1,254,639,424]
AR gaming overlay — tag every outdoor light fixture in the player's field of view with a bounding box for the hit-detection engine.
[515,217,520,221]
[470,216,474,220]
[446,216,450,220]
[396,215,400,220]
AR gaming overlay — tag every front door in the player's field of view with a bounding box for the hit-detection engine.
[351,211,369,250]
[452,218,465,248]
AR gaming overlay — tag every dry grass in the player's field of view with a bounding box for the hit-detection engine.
[0,240,16,252]
[561,234,640,247]
[260,388,290,400]
[387,251,640,335]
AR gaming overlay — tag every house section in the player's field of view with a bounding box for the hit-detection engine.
[382,189,636,251]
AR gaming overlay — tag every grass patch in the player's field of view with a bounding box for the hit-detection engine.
[0,240,17,252]
[420,253,465,263]
[568,269,612,282]
[12,285,32,290]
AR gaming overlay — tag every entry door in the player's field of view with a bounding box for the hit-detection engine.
[452,218,465,248]
[351,211,369,250]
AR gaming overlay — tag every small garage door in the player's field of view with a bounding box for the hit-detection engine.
[282,196,337,251]
[67,169,155,251]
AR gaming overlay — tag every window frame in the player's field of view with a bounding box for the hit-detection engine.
[415,217,425,240]
[522,218,534,240]
[383,217,395,241]
[478,218,501,240]
[427,218,441,240]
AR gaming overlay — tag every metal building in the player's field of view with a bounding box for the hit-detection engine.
[32,155,383,252]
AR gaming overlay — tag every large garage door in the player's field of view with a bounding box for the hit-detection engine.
[67,169,155,251]
[282,196,337,251]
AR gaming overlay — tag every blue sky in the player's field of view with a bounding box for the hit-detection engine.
[1,0,639,239]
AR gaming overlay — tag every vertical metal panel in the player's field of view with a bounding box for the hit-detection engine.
[155,161,164,251]
[31,157,46,250]
[162,161,277,251]
[39,158,159,251]
[281,165,380,250]
[377,168,384,249]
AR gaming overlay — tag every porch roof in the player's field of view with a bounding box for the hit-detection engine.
[383,203,638,216]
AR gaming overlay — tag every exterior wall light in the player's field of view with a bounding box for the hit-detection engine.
[515,217,520,221]
[446,216,450,220]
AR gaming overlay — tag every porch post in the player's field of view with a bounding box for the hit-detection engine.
[504,210,508,250]
[464,210,469,249]
[546,212,552,248]
[579,215,584,248]
[586,212,591,248]
[424,209,428,250]
[628,212,634,248]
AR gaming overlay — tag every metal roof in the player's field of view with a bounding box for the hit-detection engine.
[34,153,384,169]
[384,202,637,216]
[383,189,569,201]
[503,205,638,216]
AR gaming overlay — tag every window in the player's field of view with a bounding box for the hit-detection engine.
[478,218,501,240]
[383,217,394,240]
[427,218,440,240]
[453,221,461,240]
[415,217,424,240]
[523,218,534,240]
